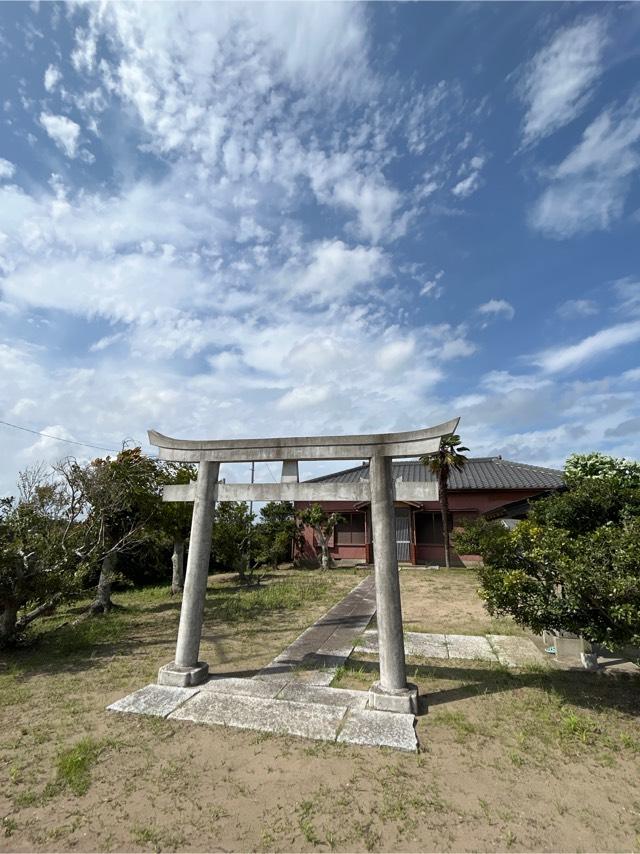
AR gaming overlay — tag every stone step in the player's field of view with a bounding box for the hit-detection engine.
[107,684,198,718]
[169,690,348,742]
[337,708,418,752]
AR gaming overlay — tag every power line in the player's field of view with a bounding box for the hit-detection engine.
[265,462,278,482]
[0,419,120,454]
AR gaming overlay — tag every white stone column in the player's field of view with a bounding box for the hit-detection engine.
[158,460,219,687]
[368,454,418,713]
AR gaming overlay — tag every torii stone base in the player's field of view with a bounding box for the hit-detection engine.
[109,576,419,752]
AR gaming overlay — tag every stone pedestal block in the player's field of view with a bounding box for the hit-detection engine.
[368,680,419,714]
[158,661,209,687]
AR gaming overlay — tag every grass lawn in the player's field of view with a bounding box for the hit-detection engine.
[1,566,639,852]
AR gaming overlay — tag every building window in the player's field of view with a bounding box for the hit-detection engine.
[415,511,451,545]
[335,512,366,545]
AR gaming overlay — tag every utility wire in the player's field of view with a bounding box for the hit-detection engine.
[0,419,120,454]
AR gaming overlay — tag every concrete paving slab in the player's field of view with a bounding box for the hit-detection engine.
[108,684,199,718]
[445,634,498,661]
[488,635,549,668]
[338,708,418,752]
[169,690,347,741]
[353,628,379,654]
[200,676,289,698]
[277,682,369,709]
[404,632,448,659]
[355,630,449,659]
[300,669,340,687]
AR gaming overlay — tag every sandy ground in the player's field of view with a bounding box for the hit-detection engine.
[1,567,639,853]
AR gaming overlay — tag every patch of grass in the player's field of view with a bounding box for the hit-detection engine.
[206,576,330,623]
[0,671,31,708]
[430,709,478,742]
[559,710,600,745]
[55,737,104,796]
[2,817,18,838]
[296,799,322,846]
[133,824,164,851]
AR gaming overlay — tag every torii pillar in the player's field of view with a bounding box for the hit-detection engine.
[151,418,459,713]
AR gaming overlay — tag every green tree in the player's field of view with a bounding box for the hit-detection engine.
[297,504,343,570]
[158,463,196,594]
[211,502,256,582]
[78,448,163,613]
[254,501,298,570]
[420,433,469,568]
[564,452,640,487]
[0,462,86,645]
[454,462,640,649]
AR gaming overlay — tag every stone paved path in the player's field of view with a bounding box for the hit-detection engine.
[108,574,419,752]
[256,573,377,684]
[354,629,549,667]
[115,576,632,751]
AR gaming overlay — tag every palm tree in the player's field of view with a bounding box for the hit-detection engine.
[420,434,469,568]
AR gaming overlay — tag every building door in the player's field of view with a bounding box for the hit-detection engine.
[395,507,411,562]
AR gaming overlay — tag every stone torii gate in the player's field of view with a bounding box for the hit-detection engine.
[150,417,459,714]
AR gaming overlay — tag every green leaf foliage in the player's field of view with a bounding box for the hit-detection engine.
[453,456,640,649]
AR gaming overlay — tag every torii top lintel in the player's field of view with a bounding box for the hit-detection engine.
[148,418,460,463]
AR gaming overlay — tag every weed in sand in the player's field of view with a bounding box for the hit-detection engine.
[2,817,18,838]
[55,736,104,796]
[560,710,599,744]
[296,799,322,846]
[430,709,478,742]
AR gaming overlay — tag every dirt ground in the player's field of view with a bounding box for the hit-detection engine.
[1,567,639,853]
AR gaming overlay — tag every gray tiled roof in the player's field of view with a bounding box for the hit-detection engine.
[307,457,564,491]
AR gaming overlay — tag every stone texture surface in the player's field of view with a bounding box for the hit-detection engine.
[369,681,418,714]
[169,691,347,741]
[444,634,498,662]
[108,684,199,718]
[200,676,288,698]
[277,683,369,709]
[158,661,209,687]
[338,708,418,752]
[257,574,376,683]
[404,632,448,659]
[488,635,549,668]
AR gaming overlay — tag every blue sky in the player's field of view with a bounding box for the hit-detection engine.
[1,1,639,493]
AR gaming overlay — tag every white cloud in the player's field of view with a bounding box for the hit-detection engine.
[614,277,640,316]
[276,385,331,411]
[89,333,125,352]
[291,240,388,303]
[534,320,640,373]
[477,299,515,320]
[531,93,640,238]
[376,339,415,372]
[39,112,81,158]
[0,157,15,179]
[518,16,608,146]
[481,371,552,393]
[557,298,599,318]
[44,63,61,92]
[420,269,444,298]
[452,155,485,198]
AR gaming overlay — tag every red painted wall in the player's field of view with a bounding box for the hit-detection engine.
[295,489,549,566]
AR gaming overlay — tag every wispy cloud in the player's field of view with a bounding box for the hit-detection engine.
[518,16,608,147]
[452,155,485,198]
[0,158,15,179]
[39,112,81,158]
[534,320,640,373]
[557,298,599,319]
[530,92,640,238]
[44,63,61,92]
[477,299,515,320]
[420,269,444,298]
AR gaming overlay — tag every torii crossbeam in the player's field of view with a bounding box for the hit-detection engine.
[151,418,459,714]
